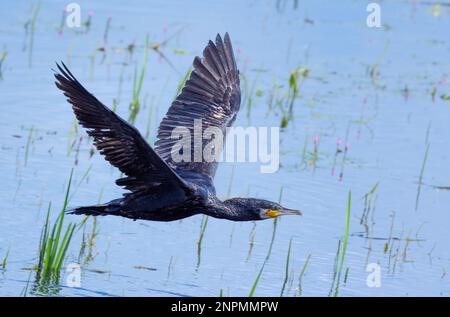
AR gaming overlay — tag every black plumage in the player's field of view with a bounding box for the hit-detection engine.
[54,33,301,222]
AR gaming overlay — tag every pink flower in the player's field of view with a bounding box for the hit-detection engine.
[438,76,448,85]
[313,134,319,145]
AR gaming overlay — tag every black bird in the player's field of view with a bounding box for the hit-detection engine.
[54,33,302,222]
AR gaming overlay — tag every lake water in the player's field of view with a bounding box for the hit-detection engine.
[1,0,450,296]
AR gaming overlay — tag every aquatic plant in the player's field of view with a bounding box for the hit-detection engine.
[24,1,41,67]
[415,143,430,211]
[103,17,112,45]
[0,48,7,80]
[24,125,35,166]
[20,271,33,297]
[249,260,266,297]
[56,8,66,35]
[129,34,149,123]
[174,67,192,100]
[266,187,284,260]
[249,186,285,296]
[281,67,308,127]
[331,137,342,176]
[330,191,351,296]
[280,238,293,296]
[226,165,235,199]
[329,240,341,296]
[35,170,76,285]
[1,248,10,269]
[440,93,450,101]
[369,43,389,89]
[296,254,311,296]
[145,96,155,140]
[196,215,209,269]
[361,182,379,235]
[78,216,99,264]
[246,223,257,261]
[339,142,350,182]
[83,10,93,34]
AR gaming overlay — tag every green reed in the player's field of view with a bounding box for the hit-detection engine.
[129,34,149,123]
[196,215,209,269]
[249,260,266,297]
[0,48,8,80]
[1,247,10,269]
[280,238,293,296]
[297,254,311,296]
[174,67,192,100]
[35,170,76,285]
[248,186,285,296]
[415,143,430,211]
[331,191,351,296]
[26,1,41,67]
[24,125,35,166]
[281,67,308,127]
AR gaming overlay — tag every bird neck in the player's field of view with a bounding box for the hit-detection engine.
[203,197,256,221]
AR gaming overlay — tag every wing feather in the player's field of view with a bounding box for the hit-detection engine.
[54,62,188,195]
[155,33,241,180]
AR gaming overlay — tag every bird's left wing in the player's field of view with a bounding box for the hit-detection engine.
[155,33,241,181]
[54,62,189,195]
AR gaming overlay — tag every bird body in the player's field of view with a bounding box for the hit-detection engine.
[54,33,302,222]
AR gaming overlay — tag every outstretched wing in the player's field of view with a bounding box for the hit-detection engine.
[155,33,241,181]
[54,62,189,195]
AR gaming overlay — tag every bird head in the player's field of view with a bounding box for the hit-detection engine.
[256,200,303,220]
[223,198,302,221]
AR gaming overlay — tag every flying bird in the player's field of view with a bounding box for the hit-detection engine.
[54,33,302,221]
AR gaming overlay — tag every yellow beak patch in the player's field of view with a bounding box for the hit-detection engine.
[266,209,279,218]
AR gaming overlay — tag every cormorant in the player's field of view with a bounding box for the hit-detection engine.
[54,33,302,222]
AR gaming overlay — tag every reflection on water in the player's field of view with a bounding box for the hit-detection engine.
[1,0,450,296]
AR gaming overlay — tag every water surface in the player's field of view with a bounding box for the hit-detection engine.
[1,0,450,296]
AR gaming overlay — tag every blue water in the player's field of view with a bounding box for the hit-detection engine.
[1,0,450,296]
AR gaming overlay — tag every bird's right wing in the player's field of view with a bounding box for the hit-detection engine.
[54,62,189,195]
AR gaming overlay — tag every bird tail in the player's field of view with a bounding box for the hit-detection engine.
[68,200,121,217]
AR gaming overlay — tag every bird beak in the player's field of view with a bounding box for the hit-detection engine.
[265,208,303,218]
[279,208,303,216]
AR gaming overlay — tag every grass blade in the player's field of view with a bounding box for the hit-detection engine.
[249,260,266,297]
